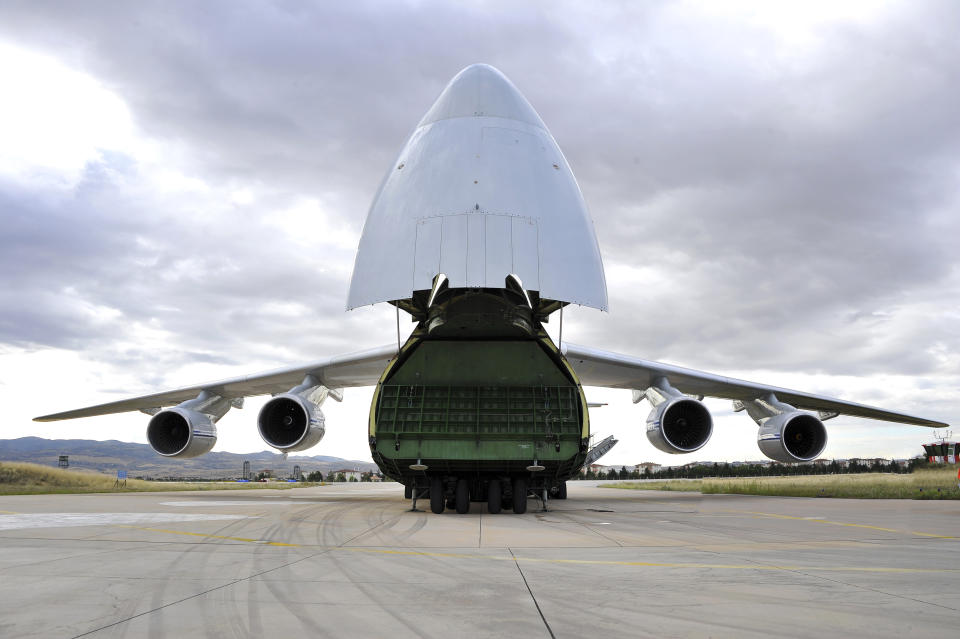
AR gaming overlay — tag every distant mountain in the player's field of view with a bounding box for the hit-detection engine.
[0,437,378,479]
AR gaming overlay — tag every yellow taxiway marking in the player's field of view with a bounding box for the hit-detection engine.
[112,524,959,574]
[739,510,959,540]
[115,524,299,547]
[0,510,19,514]
[336,547,959,574]
[910,531,960,540]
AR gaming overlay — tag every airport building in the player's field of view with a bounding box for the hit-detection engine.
[635,462,662,474]
[330,469,363,481]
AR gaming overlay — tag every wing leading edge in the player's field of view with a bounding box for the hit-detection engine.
[34,344,397,422]
[562,343,948,428]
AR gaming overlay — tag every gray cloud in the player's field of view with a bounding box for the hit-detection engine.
[0,0,957,418]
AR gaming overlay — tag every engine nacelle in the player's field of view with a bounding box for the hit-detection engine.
[147,408,217,458]
[257,394,325,453]
[646,397,713,454]
[757,411,827,463]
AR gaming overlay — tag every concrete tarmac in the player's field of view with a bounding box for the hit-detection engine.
[0,481,958,638]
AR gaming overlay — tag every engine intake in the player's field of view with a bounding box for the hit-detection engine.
[147,408,217,458]
[741,394,828,463]
[646,397,714,454]
[258,394,325,452]
[758,411,827,463]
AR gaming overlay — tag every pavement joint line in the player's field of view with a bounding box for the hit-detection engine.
[735,510,959,539]
[73,508,398,638]
[509,547,556,639]
[105,524,960,573]
[69,546,335,638]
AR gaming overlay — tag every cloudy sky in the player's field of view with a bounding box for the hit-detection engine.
[0,0,957,466]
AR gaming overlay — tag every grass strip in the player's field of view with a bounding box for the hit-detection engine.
[603,468,960,499]
[0,461,322,495]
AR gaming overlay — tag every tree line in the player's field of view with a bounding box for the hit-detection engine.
[578,458,930,481]
[298,470,378,482]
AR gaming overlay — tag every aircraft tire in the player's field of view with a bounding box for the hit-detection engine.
[512,477,528,514]
[455,478,470,514]
[404,484,412,499]
[430,477,444,514]
[556,481,567,500]
[487,479,502,514]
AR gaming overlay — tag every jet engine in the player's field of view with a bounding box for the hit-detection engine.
[147,407,218,458]
[757,411,827,463]
[258,395,325,452]
[145,390,235,458]
[257,376,341,453]
[640,378,714,454]
[739,394,828,463]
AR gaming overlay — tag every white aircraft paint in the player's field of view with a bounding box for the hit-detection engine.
[347,63,608,310]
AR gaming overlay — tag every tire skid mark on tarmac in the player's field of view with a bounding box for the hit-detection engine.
[70,513,337,639]
[0,540,158,574]
[341,499,429,546]
[108,518,246,639]
[244,513,298,636]
[207,514,278,638]
[246,506,324,636]
[534,507,625,547]
[63,494,959,637]
[145,513,263,639]
[190,500,410,637]
[110,517,960,574]
[101,514,269,638]
[189,512,270,639]
[322,500,434,638]
[328,547,960,574]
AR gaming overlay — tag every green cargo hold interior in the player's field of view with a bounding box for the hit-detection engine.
[371,339,588,479]
[385,340,572,386]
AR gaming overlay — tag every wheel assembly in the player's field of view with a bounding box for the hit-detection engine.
[512,477,528,514]
[487,479,502,514]
[455,478,470,514]
[430,477,444,514]
[556,481,567,500]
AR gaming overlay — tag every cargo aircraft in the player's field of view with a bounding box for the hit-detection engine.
[36,64,948,514]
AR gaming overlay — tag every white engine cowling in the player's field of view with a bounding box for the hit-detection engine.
[757,411,827,462]
[257,394,325,453]
[646,397,713,454]
[147,408,218,458]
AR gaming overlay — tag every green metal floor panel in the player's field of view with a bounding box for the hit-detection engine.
[376,385,580,438]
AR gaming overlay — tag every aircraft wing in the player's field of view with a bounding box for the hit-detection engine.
[562,343,948,427]
[34,344,397,422]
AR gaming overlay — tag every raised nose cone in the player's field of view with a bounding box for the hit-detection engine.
[418,64,547,130]
[347,63,608,313]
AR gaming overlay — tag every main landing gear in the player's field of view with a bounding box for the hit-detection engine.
[409,475,566,515]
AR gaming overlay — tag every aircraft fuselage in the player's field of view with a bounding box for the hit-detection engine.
[368,288,589,513]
